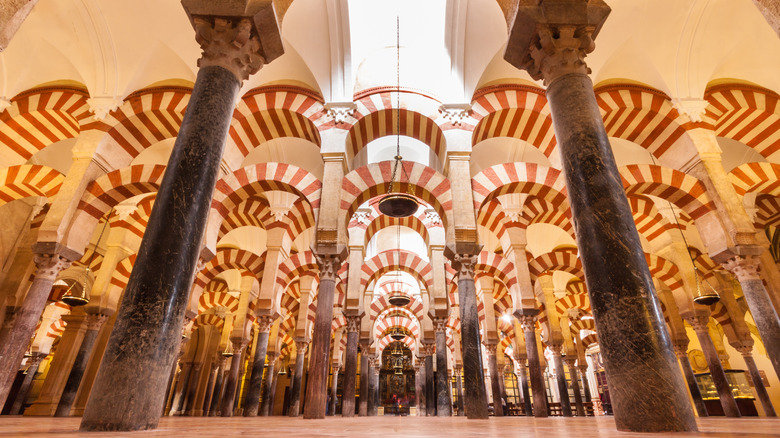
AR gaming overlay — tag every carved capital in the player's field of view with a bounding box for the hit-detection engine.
[672,340,690,358]
[685,315,710,333]
[26,353,45,368]
[85,313,109,331]
[451,253,478,280]
[484,343,497,355]
[421,342,436,356]
[723,255,761,282]
[324,102,357,127]
[517,314,536,332]
[267,351,279,365]
[345,315,361,333]
[232,339,249,354]
[438,104,471,126]
[256,315,275,333]
[295,341,309,355]
[735,345,753,357]
[432,317,448,334]
[564,357,577,368]
[33,253,72,281]
[316,253,342,282]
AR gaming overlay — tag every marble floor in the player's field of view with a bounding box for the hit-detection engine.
[0,416,778,438]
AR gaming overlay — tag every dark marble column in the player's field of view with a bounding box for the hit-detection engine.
[0,252,72,408]
[550,348,572,417]
[202,360,219,416]
[578,365,592,404]
[341,316,360,417]
[518,315,547,417]
[303,254,341,419]
[329,365,340,415]
[9,353,44,415]
[221,340,248,417]
[79,5,282,430]
[724,256,780,379]
[288,341,308,417]
[451,254,489,419]
[518,364,532,416]
[367,356,378,416]
[54,314,108,417]
[244,317,273,417]
[209,357,227,416]
[433,318,452,416]
[673,343,708,417]
[424,352,435,416]
[566,358,585,417]
[737,346,776,417]
[259,353,278,416]
[485,344,503,416]
[172,362,193,416]
[504,5,697,430]
[498,364,508,412]
[688,317,740,417]
[358,346,369,416]
[268,366,281,415]
[183,362,204,415]
[414,359,426,416]
[454,365,464,416]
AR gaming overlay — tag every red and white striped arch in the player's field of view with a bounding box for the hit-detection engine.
[471,85,556,156]
[111,194,155,239]
[198,291,240,314]
[192,313,225,332]
[192,248,265,293]
[528,249,584,282]
[376,334,416,353]
[360,250,433,291]
[628,195,679,242]
[0,164,64,205]
[363,211,431,248]
[341,161,453,228]
[230,86,323,157]
[729,162,780,197]
[581,333,599,347]
[276,251,319,289]
[475,252,519,297]
[705,84,780,160]
[756,195,780,229]
[555,294,591,316]
[645,253,683,291]
[0,86,91,164]
[103,87,190,165]
[76,164,166,221]
[620,164,714,220]
[476,199,508,243]
[109,254,137,291]
[471,162,567,211]
[566,280,587,296]
[347,89,446,164]
[369,293,425,323]
[595,84,698,159]
[570,318,596,333]
[218,196,273,239]
[45,318,67,339]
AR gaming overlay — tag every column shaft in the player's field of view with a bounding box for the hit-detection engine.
[425,354,435,416]
[172,363,193,415]
[676,350,709,417]
[183,363,204,415]
[486,348,503,416]
[521,321,547,417]
[259,355,278,416]
[551,352,571,416]
[566,360,585,417]
[202,363,219,416]
[358,351,368,416]
[54,316,105,417]
[329,367,339,415]
[209,359,226,416]
[243,329,270,416]
[80,65,240,432]
[435,329,452,416]
[547,73,696,431]
[692,326,740,417]
[341,329,359,416]
[415,362,426,415]
[221,343,246,417]
[288,344,306,417]
[455,259,488,419]
[519,364,532,416]
[454,366,464,416]
[742,353,776,417]
[9,355,43,415]
[303,272,336,419]
[367,360,377,416]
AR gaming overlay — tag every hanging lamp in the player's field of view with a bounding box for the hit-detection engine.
[387,221,411,307]
[377,16,418,219]
[221,341,235,358]
[62,208,112,306]
[390,327,406,341]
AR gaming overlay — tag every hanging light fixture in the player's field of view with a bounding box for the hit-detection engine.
[221,341,235,358]
[377,16,418,219]
[388,221,411,307]
[390,327,406,341]
[62,208,112,306]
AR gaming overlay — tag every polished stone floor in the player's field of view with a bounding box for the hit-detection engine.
[0,416,778,437]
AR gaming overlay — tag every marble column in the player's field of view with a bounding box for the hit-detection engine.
[358,346,369,416]
[202,360,219,416]
[504,3,696,431]
[171,362,193,416]
[209,357,226,417]
[433,317,452,416]
[221,340,248,417]
[414,359,426,416]
[9,353,44,415]
[243,316,273,417]
[288,341,308,417]
[518,364,532,416]
[0,252,73,408]
[454,365,464,416]
[485,344,503,416]
[79,4,282,430]
[184,362,204,415]
[550,348,572,417]
[54,313,108,417]
[340,316,360,417]
[370,359,380,416]
[367,356,378,416]
[451,254,489,419]
[518,315,546,417]
[424,352,435,416]
[736,345,776,417]
[566,358,585,417]
[673,343,708,417]
[688,316,740,417]
[329,365,340,415]
[724,255,780,379]
[303,254,341,419]
[259,353,278,416]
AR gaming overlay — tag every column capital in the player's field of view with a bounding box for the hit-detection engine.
[432,317,448,334]
[315,253,343,282]
[420,342,436,357]
[345,315,361,333]
[255,315,275,333]
[685,315,710,333]
[517,314,537,332]
[504,0,611,86]
[84,313,109,331]
[450,253,478,280]
[483,343,497,355]
[32,253,73,281]
[672,339,690,358]
[564,357,577,367]
[295,340,309,355]
[722,255,762,282]
[182,1,283,82]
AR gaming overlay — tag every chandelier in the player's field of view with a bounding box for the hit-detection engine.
[62,208,111,306]
[377,17,418,219]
